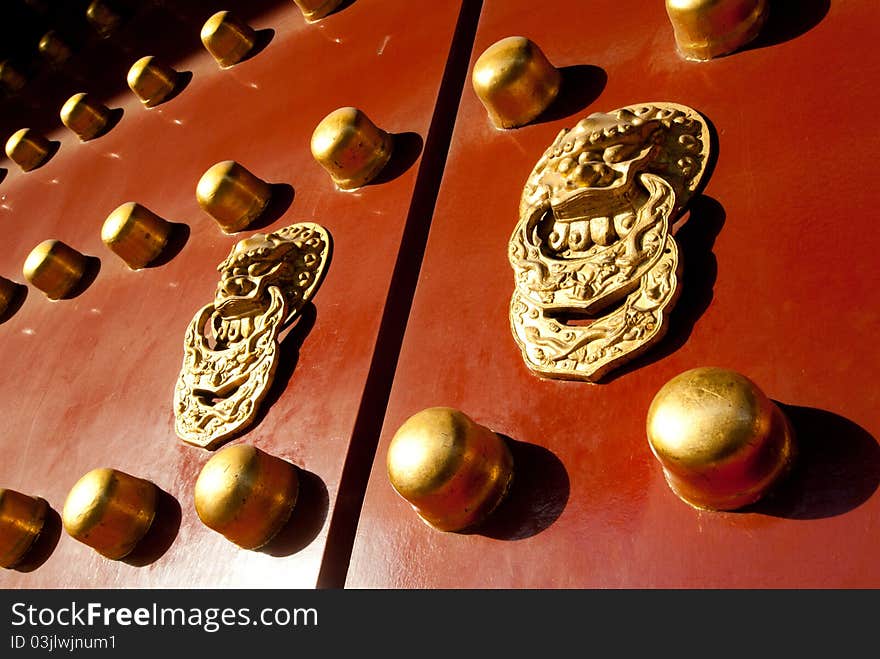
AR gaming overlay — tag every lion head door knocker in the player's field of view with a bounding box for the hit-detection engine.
[509,102,712,381]
[174,223,331,449]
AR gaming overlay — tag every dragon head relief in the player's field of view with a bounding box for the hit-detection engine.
[509,103,711,382]
[174,223,331,449]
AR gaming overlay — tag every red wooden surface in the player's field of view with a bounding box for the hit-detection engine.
[0,0,465,587]
[346,0,880,587]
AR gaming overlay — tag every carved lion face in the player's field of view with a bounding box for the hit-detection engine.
[175,223,331,449]
[509,103,711,381]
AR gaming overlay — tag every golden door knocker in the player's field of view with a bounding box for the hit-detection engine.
[509,102,712,381]
[174,223,331,449]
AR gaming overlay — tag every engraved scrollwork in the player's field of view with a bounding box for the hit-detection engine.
[509,102,712,381]
[174,223,331,449]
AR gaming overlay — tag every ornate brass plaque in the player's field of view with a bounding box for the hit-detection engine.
[174,223,331,449]
[509,102,711,381]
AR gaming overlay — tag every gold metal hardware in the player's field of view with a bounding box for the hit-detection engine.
[0,60,27,95]
[310,107,393,190]
[194,444,299,549]
[101,202,172,270]
[472,36,560,129]
[294,0,343,22]
[646,367,796,510]
[23,239,87,300]
[5,128,52,172]
[60,92,111,141]
[0,489,48,568]
[0,276,19,317]
[200,11,256,68]
[387,407,513,532]
[174,223,332,449]
[665,0,768,61]
[61,468,157,559]
[127,56,177,107]
[196,160,271,234]
[509,102,712,382]
[86,0,122,39]
[38,31,72,67]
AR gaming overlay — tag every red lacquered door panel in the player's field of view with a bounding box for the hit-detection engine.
[0,0,465,588]
[346,0,880,588]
